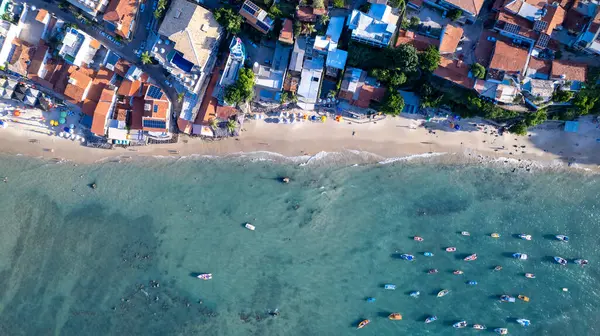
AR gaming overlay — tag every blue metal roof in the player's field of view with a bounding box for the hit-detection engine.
[326,49,348,70]
[564,121,579,133]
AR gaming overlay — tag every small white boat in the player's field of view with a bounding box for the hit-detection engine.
[464,253,477,261]
[556,235,569,242]
[197,273,212,280]
[245,223,255,231]
[473,324,487,330]
[574,259,589,266]
[437,289,450,297]
[518,234,532,240]
[554,256,567,265]
[500,295,516,303]
[453,321,468,328]
[513,253,528,260]
[425,316,437,323]
[446,247,456,252]
[525,273,535,279]
[494,328,508,335]
[384,284,396,290]
[517,319,531,327]
[461,231,470,236]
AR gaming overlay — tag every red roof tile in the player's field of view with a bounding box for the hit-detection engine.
[489,40,529,74]
[87,68,114,102]
[296,6,316,22]
[551,60,587,82]
[541,5,566,35]
[279,19,294,44]
[103,0,138,38]
[439,25,464,54]
[395,30,440,51]
[527,57,551,75]
[434,57,475,89]
[90,88,116,135]
[354,85,385,108]
[117,79,142,96]
[443,0,485,15]
[64,69,93,104]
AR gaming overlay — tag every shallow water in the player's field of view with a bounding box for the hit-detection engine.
[0,155,598,335]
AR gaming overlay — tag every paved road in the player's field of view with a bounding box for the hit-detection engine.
[18,0,182,125]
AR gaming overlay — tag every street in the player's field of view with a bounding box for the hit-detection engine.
[16,0,182,124]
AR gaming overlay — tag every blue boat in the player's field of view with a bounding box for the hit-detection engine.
[554,256,567,265]
[517,318,531,327]
[467,280,478,285]
[425,316,438,324]
[400,254,415,261]
[366,297,376,302]
[384,284,396,290]
[556,235,569,242]
[513,253,528,260]
[424,252,434,257]
[409,291,420,297]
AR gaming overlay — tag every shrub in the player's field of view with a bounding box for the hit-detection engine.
[470,63,486,79]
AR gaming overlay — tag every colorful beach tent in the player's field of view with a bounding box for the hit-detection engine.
[59,118,66,124]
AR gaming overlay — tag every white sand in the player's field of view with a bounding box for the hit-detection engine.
[1,113,600,171]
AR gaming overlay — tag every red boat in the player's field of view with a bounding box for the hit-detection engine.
[446,247,457,252]
[414,236,424,242]
[464,254,477,261]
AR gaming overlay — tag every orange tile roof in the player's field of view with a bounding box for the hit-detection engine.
[355,85,385,108]
[551,60,587,82]
[27,44,49,78]
[64,69,93,104]
[87,68,114,102]
[89,39,101,49]
[103,0,138,38]
[395,30,440,51]
[443,0,485,15]
[439,25,464,54]
[279,19,294,44]
[35,9,48,22]
[296,6,316,22]
[497,11,532,30]
[117,79,142,96]
[541,5,566,35]
[527,57,551,75]
[131,97,144,130]
[113,58,131,77]
[8,38,34,76]
[489,40,529,74]
[144,100,170,119]
[82,99,97,116]
[115,107,128,121]
[91,88,116,135]
[434,57,475,89]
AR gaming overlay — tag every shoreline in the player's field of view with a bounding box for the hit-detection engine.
[1,114,599,172]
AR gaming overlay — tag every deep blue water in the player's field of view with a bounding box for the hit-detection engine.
[0,155,598,335]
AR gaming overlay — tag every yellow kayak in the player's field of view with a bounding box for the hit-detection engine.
[518,295,530,302]
[388,313,402,320]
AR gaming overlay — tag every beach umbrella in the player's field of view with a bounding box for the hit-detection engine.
[311,115,317,121]
[13,110,20,116]
[321,116,326,122]
[70,124,75,129]
[80,138,86,143]
[64,127,70,132]
[59,118,66,124]
[303,114,308,120]
[454,125,461,130]
[59,132,64,137]
[60,111,67,118]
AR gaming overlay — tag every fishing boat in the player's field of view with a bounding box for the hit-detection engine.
[424,252,434,257]
[357,319,370,329]
[491,233,500,238]
[245,223,255,231]
[400,254,415,261]
[525,273,535,278]
[500,295,516,303]
[554,256,567,265]
[453,321,468,328]
[467,280,478,285]
[574,259,589,266]
[473,324,487,330]
[494,328,509,335]
[409,291,420,297]
[388,313,402,320]
[461,231,470,236]
[366,297,376,302]
[518,234,532,240]
[384,284,396,290]
[464,253,477,261]
[517,319,531,327]
[437,289,450,297]
[428,269,438,274]
[446,247,456,252]
[414,236,424,242]
[513,253,528,260]
[494,265,503,271]
[555,235,569,242]
[197,273,212,280]
[453,270,464,275]
[518,295,530,302]
[425,316,437,323]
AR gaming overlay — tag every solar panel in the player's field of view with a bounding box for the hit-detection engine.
[242,3,257,16]
[536,34,550,48]
[153,105,158,113]
[256,20,271,32]
[504,23,520,34]
[146,85,164,99]
[143,119,166,129]
[533,20,548,32]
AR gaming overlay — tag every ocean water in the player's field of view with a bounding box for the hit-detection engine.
[0,154,599,336]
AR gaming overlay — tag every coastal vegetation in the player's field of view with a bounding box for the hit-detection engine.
[214,8,243,35]
[154,0,168,19]
[470,63,486,79]
[381,89,405,116]
[224,67,255,105]
[419,46,441,72]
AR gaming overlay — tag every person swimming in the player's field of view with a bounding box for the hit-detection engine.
[269,309,279,317]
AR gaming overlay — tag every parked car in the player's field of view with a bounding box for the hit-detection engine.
[152,0,157,10]
[164,80,173,88]
[487,36,497,42]
[146,21,152,30]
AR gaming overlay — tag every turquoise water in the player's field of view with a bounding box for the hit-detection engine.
[0,155,599,335]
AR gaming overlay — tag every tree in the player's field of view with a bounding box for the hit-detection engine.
[224,67,255,105]
[389,72,407,87]
[509,121,528,135]
[387,44,419,73]
[333,0,346,8]
[140,51,152,65]
[301,23,316,35]
[226,119,237,134]
[209,118,219,129]
[388,0,406,8]
[359,3,371,13]
[409,16,420,28]
[177,92,184,103]
[470,63,486,79]
[320,14,330,25]
[294,20,301,37]
[448,9,462,21]
[214,8,243,35]
[524,110,547,127]
[552,89,573,102]
[419,45,441,72]
[264,0,273,6]
[573,89,599,115]
[381,89,405,116]
[313,0,325,9]
[280,92,289,104]
[269,5,282,18]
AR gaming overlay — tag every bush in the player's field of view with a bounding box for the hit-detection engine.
[448,9,462,21]
[333,0,346,8]
[409,16,420,28]
[470,63,486,79]
[552,89,573,102]
[419,46,441,72]
[509,121,528,135]
[214,8,243,35]
[524,110,547,127]
[224,67,255,105]
[313,0,325,9]
[573,89,600,115]
[381,89,405,115]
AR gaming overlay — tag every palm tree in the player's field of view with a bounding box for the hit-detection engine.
[226,119,237,135]
[209,118,218,129]
[301,23,316,36]
[140,51,152,65]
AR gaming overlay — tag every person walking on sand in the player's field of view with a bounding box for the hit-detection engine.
[352,130,355,136]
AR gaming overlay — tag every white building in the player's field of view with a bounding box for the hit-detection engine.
[297,57,324,110]
[59,27,98,66]
[347,4,398,48]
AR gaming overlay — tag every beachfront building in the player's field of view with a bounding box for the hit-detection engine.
[314,16,345,54]
[239,0,274,34]
[297,57,324,110]
[347,4,398,48]
[550,60,587,91]
[90,87,117,136]
[487,40,529,83]
[18,7,51,45]
[103,0,138,39]
[153,0,223,134]
[0,3,28,67]
[252,42,290,102]
[58,27,100,66]
[284,37,306,93]
[67,0,108,18]
[338,67,386,108]
[434,57,475,90]
[214,37,246,104]
[141,84,171,138]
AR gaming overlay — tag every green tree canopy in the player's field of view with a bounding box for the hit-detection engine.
[140,51,152,65]
[552,89,573,102]
[381,89,405,116]
[224,68,255,105]
[448,9,462,21]
[214,8,243,35]
[573,89,599,115]
[333,0,346,8]
[386,44,419,73]
[419,46,441,72]
[509,121,528,135]
[313,0,325,9]
[470,63,486,79]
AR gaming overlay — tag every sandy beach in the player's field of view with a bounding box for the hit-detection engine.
[2,112,600,171]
